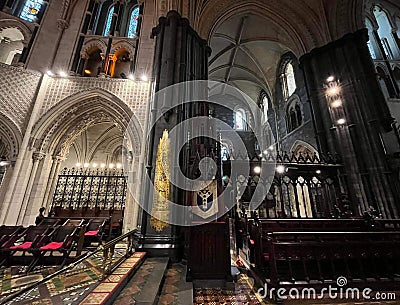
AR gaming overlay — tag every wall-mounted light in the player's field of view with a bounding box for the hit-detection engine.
[46,70,54,76]
[59,71,67,77]
[276,165,286,174]
[253,166,261,174]
[116,163,122,169]
[84,69,91,75]
[92,163,98,168]
[326,85,340,97]
[83,163,90,168]
[326,76,335,82]
[316,170,321,174]
[337,118,346,125]
[330,99,342,108]
[109,163,115,169]
[75,162,81,167]
[141,74,148,81]
[100,163,106,168]
[128,74,135,80]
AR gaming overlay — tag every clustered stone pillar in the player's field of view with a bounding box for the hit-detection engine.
[300,29,399,218]
[140,10,210,258]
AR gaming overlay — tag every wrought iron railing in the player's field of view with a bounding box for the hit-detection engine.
[0,229,141,305]
[51,168,127,211]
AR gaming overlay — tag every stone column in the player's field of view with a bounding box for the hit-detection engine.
[42,156,64,213]
[16,152,46,224]
[300,29,399,218]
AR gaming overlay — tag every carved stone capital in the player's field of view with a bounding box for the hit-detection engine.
[33,152,46,162]
[57,19,70,31]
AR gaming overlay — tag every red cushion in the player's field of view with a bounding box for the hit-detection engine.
[85,230,99,236]
[10,242,32,250]
[39,242,63,250]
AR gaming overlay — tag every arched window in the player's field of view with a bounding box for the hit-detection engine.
[286,99,302,132]
[127,7,140,38]
[373,6,399,59]
[259,90,271,123]
[366,18,381,60]
[283,62,296,98]
[103,6,114,36]
[234,108,246,130]
[20,0,44,22]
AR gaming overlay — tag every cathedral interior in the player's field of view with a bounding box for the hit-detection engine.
[0,0,400,304]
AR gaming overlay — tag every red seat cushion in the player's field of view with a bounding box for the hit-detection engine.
[10,242,32,250]
[85,230,99,236]
[39,242,63,250]
[263,253,270,261]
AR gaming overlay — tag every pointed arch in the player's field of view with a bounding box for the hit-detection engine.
[31,89,143,158]
[0,112,22,161]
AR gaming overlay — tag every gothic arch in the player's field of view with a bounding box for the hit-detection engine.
[290,140,318,157]
[327,0,365,41]
[0,19,32,45]
[111,41,135,60]
[31,89,143,158]
[0,112,22,160]
[81,38,107,58]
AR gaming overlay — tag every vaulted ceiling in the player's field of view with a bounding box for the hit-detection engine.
[209,13,292,103]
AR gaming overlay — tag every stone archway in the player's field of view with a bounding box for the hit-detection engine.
[3,89,144,228]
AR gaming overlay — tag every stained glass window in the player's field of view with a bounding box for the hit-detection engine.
[20,0,43,22]
[103,6,114,36]
[128,7,140,38]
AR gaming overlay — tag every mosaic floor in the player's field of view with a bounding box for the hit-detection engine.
[193,274,264,305]
[0,248,137,305]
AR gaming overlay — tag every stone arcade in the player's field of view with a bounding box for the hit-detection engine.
[0,0,400,304]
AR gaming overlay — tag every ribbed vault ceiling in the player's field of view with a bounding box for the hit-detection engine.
[209,14,292,103]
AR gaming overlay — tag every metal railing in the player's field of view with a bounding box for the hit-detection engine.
[0,229,141,305]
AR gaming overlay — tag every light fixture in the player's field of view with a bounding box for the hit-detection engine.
[326,76,335,82]
[84,69,91,75]
[326,85,340,97]
[258,153,263,158]
[92,163,98,168]
[0,156,10,167]
[128,74,135,80]
[109,163,115,169]
[331,99,342,108]
[116,163,122,169]
[263,150,269,154]
[337,118,346,125]
[316,170,321,174]
[253,166,261,174]
[59,71,67,77]
[268,145,274,151]
[75,162,81,167]
[46,70,54,76]
[84,163,90,168]
[276,165,286,174]
[141,74,148,81]
[100,163,106,168]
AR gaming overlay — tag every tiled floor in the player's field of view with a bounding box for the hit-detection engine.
[193,274,263,305]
